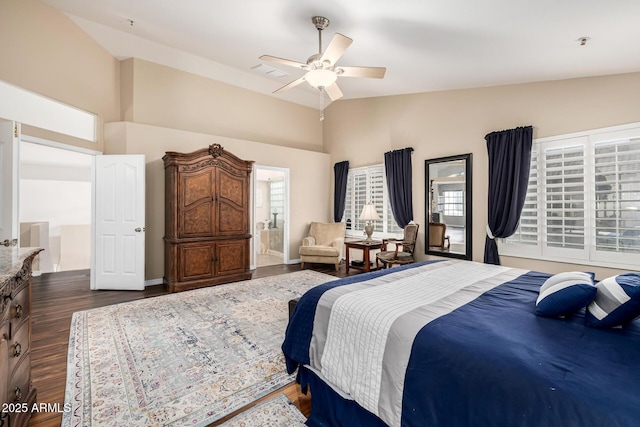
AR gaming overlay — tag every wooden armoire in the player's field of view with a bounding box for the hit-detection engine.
[163,144,254,292]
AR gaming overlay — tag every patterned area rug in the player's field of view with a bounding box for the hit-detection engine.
[62,270,332,427]
[219,394,306,426]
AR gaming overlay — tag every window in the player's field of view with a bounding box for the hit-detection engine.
[501,123,640,269]
[343,165,403,237]
[442,190,464,216]
[269,180,285,226]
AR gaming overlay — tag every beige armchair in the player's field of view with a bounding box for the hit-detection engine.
[299,222,346,270]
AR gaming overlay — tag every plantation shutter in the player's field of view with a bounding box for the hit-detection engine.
[543,139,587,258]
[368,166,385,232]
[516,149,539,245]
[593,137,640,257]
[499,123,640,269]
[343,165,403,236]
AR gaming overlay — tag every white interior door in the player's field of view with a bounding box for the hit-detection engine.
[92,155,145,290]
[0,121,19,246]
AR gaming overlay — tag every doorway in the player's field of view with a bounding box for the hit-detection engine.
[254,166,289,267]
[19,137,96,274]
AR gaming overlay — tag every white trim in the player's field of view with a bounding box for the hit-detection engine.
[21,134,101,156]
[252,165,290,267]
[535,122,640,143]
[0,79,97,142]
[144,278,164,287]
[90,155,97,289]
[499,246,640,270]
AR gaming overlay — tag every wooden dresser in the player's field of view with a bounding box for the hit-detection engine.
[1,247,42,427]
[163,144,254,292]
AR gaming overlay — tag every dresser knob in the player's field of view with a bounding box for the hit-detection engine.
[12,342,21,357]
[14,386,22,402]
[14,304,23,318]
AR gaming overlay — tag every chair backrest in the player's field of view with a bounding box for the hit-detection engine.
[402,223,420,254]
[428,222,447,248]
[308,222,346,246]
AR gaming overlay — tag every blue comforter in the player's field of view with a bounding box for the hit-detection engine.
[283,261,640,426]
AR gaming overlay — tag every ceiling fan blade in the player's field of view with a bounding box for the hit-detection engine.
[337,66,386,79]
[324,82,343,101]
[259,55,308,70]
[320,33,353,65]
[273,76,306,94]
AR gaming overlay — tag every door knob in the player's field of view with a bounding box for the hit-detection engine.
[134,227,146,232]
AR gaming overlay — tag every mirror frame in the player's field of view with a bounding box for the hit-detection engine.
[425,153,473,260]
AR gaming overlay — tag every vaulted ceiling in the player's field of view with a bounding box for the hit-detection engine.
[42,0,640,109]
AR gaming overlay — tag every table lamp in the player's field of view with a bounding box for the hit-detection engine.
[359,204,381,241]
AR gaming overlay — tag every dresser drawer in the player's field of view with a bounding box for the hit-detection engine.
[8,353,30,404]
[1,335,8,404]
[8,319,30,375]
[9,286,30,328]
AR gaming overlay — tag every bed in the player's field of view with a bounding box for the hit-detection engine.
[282,259,640,426]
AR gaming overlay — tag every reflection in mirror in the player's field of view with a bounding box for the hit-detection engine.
[425,154,472,260]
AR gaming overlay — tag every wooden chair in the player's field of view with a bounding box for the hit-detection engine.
[428,222,450,250]
[375,223,420,269]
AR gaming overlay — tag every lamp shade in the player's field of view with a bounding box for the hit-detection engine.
[359,204,381,221]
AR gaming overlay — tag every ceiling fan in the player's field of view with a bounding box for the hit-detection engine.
[259,16,386,102]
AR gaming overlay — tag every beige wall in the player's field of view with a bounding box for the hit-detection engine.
[120,58,323,152]
[0,0,120,151]
[323,72,640,279]
[105,122,331,281]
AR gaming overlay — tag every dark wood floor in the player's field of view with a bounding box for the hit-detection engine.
[27,263,347,427]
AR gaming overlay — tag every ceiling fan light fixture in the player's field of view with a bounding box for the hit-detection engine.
[260,15,385,102]
[304,69,337,88]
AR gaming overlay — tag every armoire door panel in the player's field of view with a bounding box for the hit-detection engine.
[218,202,246,235]
[181,171,214,207]
[179,243,215,281]
[179,170,215,237]
[216,240,247,276]
[218,169,245,207]
[181,203,214,236]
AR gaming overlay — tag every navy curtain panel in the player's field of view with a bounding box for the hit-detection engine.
[333,161,349,222]
[384,148,414,228]
[484,126,533,264]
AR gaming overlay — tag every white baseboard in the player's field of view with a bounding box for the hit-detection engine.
[145,278,164,287]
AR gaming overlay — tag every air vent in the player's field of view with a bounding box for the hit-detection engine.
[252,63,289,78]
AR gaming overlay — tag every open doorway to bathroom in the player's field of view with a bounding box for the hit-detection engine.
[254,166,289,267]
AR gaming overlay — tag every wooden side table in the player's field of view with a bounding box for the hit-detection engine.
[345,240,383,273]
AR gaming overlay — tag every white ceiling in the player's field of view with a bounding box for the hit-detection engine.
[42,0,640,109]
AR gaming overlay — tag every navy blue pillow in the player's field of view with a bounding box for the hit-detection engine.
[586,273,640,328]
[535,271,596,317]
